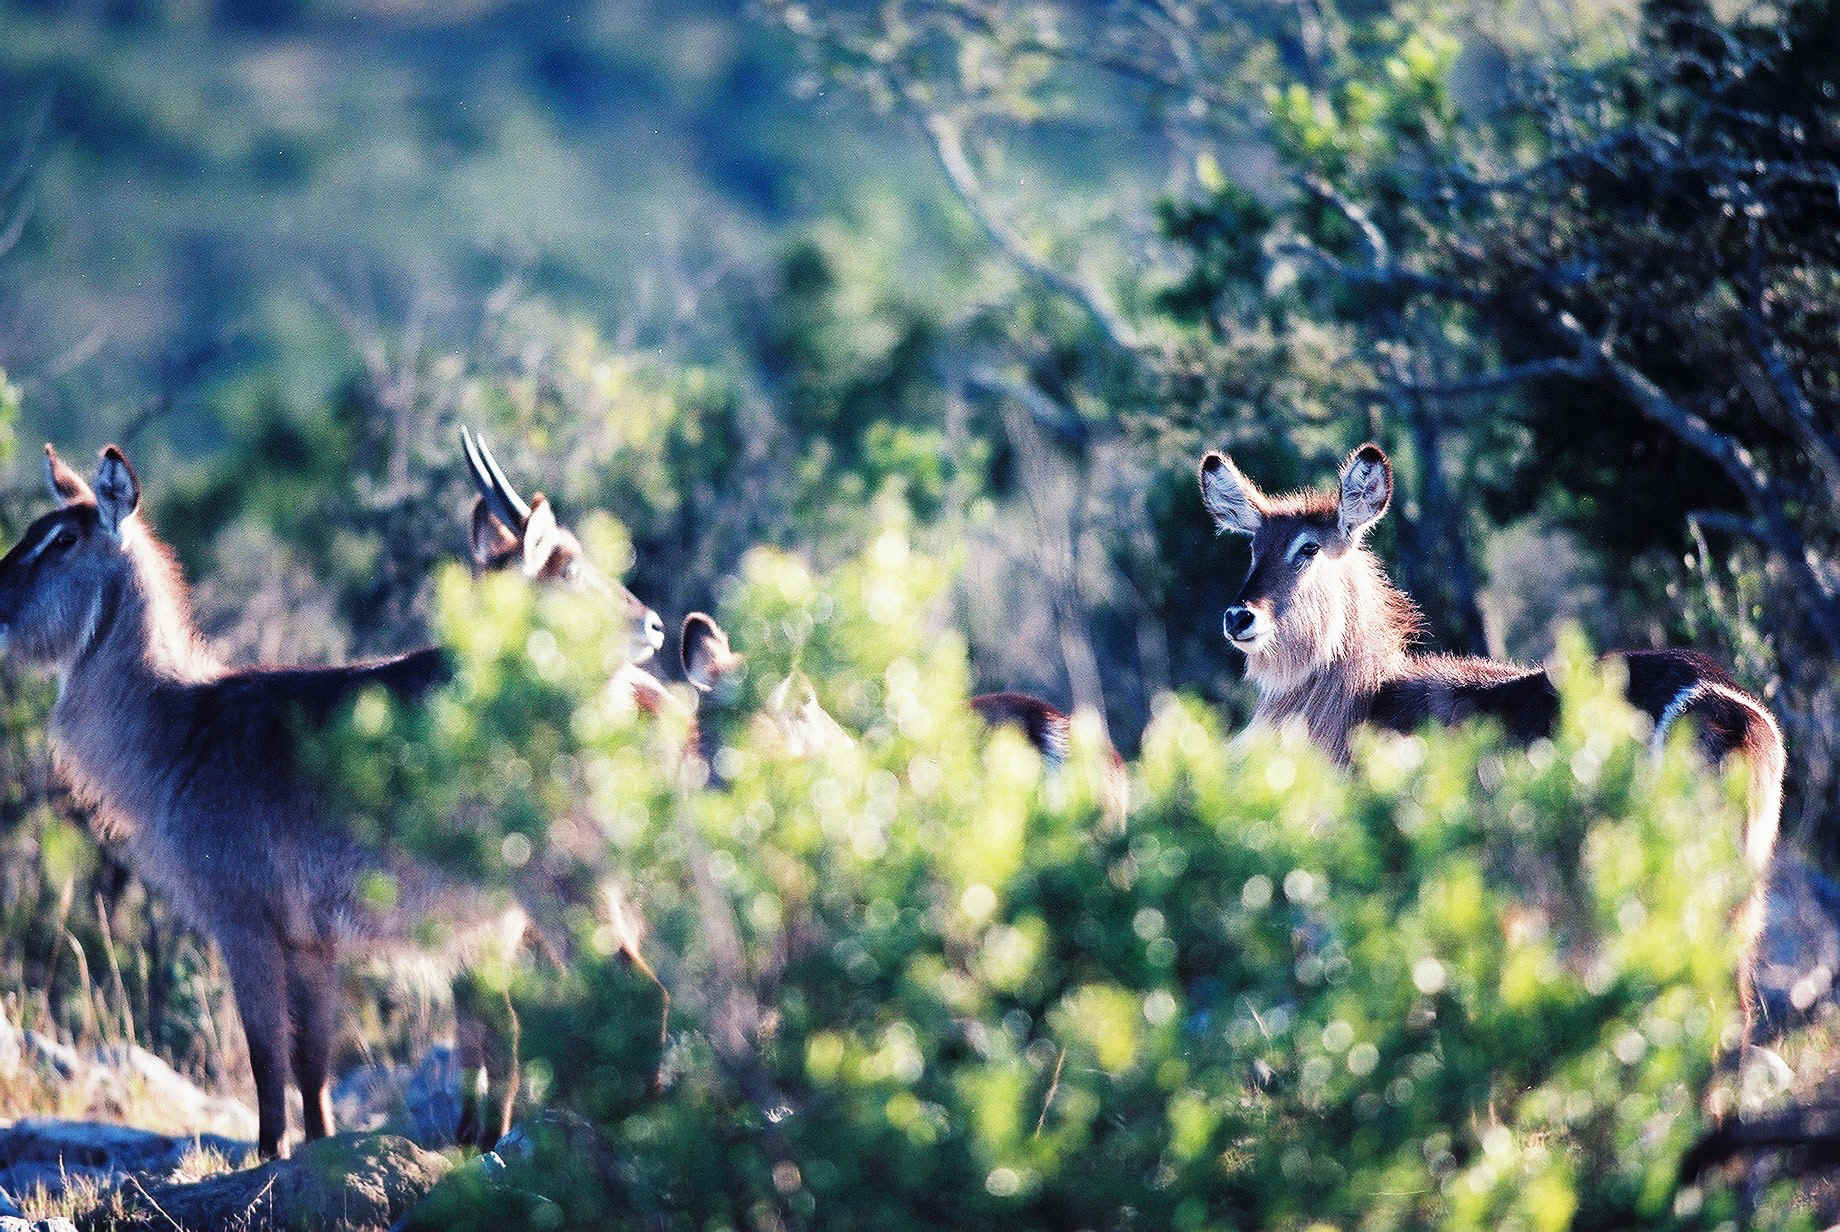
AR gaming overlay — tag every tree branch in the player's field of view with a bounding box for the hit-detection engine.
[1269,236,1485,304]
[919,110,1149,357]
[1546,309,1840,655]
[1380,355,1599,398]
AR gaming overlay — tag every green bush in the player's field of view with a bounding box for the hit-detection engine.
[328,515,1785,1231]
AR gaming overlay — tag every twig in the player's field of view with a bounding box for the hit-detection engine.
[1033,1045,1067,1136]
[123,1174,186,1232]
[95,891,138,1051]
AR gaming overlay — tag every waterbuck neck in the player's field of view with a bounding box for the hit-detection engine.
[50,522,219,825]
[1248,548,1416,761]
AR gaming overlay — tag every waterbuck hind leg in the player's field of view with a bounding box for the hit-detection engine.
[286,940,341,1142]
[221,927,294,1159]
[454,971,522,1150]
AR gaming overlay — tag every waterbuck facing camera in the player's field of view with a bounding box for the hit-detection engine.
[1200,440,1786,1033]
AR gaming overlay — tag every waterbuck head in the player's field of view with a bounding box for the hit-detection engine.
[0,444,146,666]
[461,425,665,665]
[1198,442,1407,692]
[680,611,853,760]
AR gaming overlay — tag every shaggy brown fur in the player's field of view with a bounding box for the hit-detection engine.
[1201,442,1785,1028]
[0,445,534,1160]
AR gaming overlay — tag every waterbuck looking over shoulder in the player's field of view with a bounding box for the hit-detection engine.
[0,443,552,1159]
[1199,442,1785,1026]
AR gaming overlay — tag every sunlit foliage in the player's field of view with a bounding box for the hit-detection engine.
[322,516,1782,1229]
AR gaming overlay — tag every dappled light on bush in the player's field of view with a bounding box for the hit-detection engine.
[317,517,1785,1229]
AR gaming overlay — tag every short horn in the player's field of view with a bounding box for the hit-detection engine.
[460,425,531,531]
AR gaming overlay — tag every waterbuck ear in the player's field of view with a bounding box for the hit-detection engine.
[469,496,520,572]
[680,612,741,693]
[44,444,93,505]
[1198,451,1265,535]
[520,495,559,578]
[1338,443,1392,540]
[93,446,140,536]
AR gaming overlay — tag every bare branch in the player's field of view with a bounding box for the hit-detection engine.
[1685,508,1771,544]
[1298,173,1387,268]
[1739,300,1840,508]
[965,366,1121,451]
[1546,309,1840,655]
[1269,236,1485,304]
[0,190,33,263]
[919,110,1150,357]
[1383,355,1598,398]
[16,317,111,392]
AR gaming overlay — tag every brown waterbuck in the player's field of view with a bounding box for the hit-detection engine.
[0,443,663,1159]
[1199,441,1785,1025]
[461,425,665,665]
[681,611,1129,825]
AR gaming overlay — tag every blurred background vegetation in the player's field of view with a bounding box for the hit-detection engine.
[0,0,1836,1224]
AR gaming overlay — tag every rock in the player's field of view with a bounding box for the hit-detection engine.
[32,1219,76,1232]
[0,1217,28,1232]
[334,1045,462,1147]
[83,1045,259,1140]
[1756,852,1840,1027]
[0,1118,253,1214]
[116,1133,451,1232]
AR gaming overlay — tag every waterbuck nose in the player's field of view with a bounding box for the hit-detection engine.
[1223,606,1256,640]
[643,607,665,649]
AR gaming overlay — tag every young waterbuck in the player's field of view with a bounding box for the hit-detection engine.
[681,612,1128,825]
[1199,442,1785,1024]
[0,443,561,1158]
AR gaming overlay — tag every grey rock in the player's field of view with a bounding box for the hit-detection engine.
[115,1132,451,1232]
[0,1216,32,1232]
[32,1219,76,1232]
[83,1045,258,1141]
[333,1045,462,1147]
[1756,851,1840,1027]
[0,1118,254,1214]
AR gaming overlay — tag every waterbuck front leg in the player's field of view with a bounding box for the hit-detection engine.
[285,939,341,1142]
[220,924,293,1159]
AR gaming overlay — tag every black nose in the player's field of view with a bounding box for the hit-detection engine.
[1224,606,1255,639]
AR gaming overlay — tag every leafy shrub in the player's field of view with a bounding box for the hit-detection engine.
[328,516,1787,1230]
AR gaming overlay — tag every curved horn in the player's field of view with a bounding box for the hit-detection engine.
[460,425,532,530]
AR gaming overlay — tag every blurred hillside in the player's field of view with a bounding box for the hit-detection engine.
[0,0,936,439]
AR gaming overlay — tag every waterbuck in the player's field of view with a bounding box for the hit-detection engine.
[461,424,665,665]
[681,612,1129,825]
[1199,442,1785,1024]
[0,443,659,1159]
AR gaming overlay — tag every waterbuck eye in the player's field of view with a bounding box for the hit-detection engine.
[1295,541,1320,564]
[51,529,78,552]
